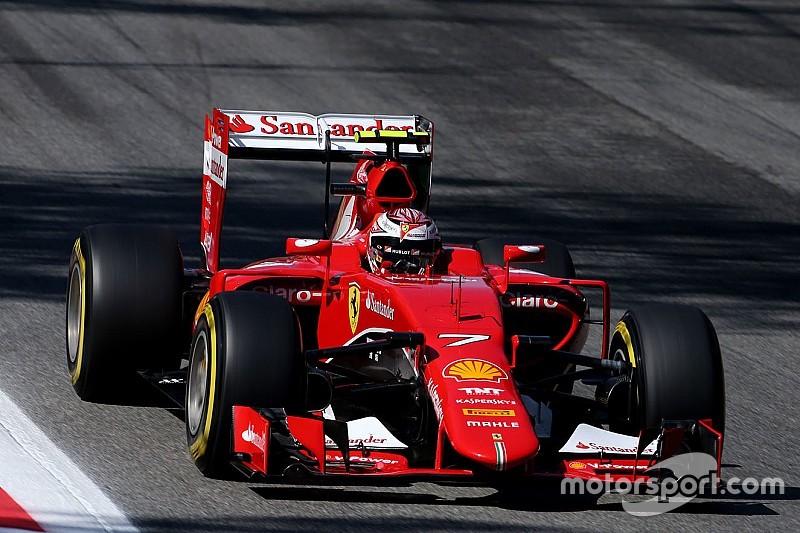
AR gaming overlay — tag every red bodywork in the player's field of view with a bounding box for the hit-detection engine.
[216,237,598,471]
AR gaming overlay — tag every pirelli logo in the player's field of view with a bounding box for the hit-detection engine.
[462,409,515,417]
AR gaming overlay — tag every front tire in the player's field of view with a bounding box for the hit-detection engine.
[186,291,306,477]
[610,304,725,434]
[66,224,183,402]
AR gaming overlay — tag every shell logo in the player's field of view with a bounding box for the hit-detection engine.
[443,359,508,383]
[568,461,587,470]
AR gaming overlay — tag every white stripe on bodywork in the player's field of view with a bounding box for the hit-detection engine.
[438,334,491,347]
[343,328,393,346]
[342,328,418,376]
[331,196,359,241]
[0,389,138,532]
[322,329,394,366]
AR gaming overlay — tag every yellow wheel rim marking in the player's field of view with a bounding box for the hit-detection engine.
[613,321,636,368]
[189,304,217,460]
[193,291,210,327]
[70,238,87,385]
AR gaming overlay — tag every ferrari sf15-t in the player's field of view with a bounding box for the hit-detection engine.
[66,109,725,486]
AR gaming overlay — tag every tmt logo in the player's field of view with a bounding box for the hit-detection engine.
[459,387,503,396]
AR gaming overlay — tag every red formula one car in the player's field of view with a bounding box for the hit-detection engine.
[66,109,725,486]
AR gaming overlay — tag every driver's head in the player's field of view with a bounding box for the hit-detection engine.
[367,208,441,275]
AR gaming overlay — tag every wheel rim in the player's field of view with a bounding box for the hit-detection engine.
[187,331,209,435]
[608,340,639,433]
[67,263,82,364]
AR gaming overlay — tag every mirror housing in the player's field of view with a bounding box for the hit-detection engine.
[286,238,333,257]
[503,244,547,264]
[503,245,547,293]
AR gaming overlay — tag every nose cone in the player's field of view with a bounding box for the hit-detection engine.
[421,323,539,472]
[443,389,539,471]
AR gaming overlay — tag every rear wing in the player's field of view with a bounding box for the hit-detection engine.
[223,110,433,161]
[201,109,434,273]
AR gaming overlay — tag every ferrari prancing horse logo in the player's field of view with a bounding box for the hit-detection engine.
[399,222,424,241]
[348,282,361,334]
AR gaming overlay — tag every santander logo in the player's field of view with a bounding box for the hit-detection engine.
[241,423,267,452]
[229,114,255,133]
[259,115,413,137]
[559,424,660,456]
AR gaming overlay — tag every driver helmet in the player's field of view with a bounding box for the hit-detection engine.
[367,208,441,275]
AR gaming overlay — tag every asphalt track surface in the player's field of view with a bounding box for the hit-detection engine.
[1,0,799,531]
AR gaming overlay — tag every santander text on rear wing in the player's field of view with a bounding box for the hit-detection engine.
[222,110,433,161]
[201,109,434,273]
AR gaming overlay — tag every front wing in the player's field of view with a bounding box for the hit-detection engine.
[231,406,723,484]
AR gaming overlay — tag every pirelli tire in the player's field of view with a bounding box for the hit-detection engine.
[473,235,576,278]
[186,291,306,478]
[610,304,725,434]
[66,224,183,402]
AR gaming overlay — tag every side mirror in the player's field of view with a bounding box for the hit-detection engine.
[502,245,546,293]
[503,244,546,264]
[286,238,333,257]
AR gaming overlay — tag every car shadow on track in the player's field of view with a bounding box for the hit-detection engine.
[594,483,800,516]
[82,373,181,409]
[132,515,561,533]
[249,482,800,517]
[251,482,599,513]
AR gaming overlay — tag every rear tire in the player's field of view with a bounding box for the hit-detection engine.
[186,291,306,478]
[610,304,725,434]
[474,235,576,278]
[66,224,183,402]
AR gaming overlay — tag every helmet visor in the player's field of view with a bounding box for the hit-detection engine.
[371,236,438,273]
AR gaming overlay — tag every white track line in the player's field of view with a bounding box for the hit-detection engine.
[0,389,138,532]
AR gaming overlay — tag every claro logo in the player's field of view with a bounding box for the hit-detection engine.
[502,292,558,309]
[251,285,317,303]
